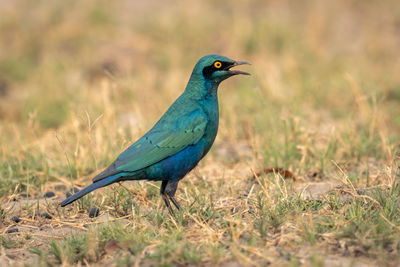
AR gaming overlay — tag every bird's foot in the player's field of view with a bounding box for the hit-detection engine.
[160,180,180,216]
[169,196,181,210]
[162,194,175,216]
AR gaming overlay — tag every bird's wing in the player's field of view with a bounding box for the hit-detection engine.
[92,109,207,182]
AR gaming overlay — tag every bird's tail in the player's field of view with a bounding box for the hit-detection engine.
[60,173,124,207]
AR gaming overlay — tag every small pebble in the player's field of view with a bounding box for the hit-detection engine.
[11,215,21,223]
[89,207,100,218]
[6,228,19,234]
[41,213,52,219]
[44,191,56,198]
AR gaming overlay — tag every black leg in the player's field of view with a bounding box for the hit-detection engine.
[162,193,175,215]
[160,180,180,215]
[160,180,174,215]
[160,180,168,194]
[169,196,181,210]
[165,181,180,210]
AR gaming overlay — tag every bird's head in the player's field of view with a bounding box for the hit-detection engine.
[190,55,250,86]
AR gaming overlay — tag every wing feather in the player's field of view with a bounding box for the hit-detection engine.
[92,109,207,182]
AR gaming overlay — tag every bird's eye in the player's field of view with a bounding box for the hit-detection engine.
[214,61,222,69]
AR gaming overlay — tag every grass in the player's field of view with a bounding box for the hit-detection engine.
[1,0,400,266]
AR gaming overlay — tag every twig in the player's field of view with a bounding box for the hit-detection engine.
[53,219,88,231]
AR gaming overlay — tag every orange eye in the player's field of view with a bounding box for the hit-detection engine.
[214,61,222,69]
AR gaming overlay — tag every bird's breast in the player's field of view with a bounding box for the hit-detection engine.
[199,97,219,157]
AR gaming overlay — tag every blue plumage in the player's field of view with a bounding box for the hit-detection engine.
[61,55,250,213]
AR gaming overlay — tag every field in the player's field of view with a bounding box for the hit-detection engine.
[1,0,400,266]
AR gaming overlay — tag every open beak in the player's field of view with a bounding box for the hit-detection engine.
[226,60,251,76]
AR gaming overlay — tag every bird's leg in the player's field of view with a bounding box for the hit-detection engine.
[162,195,175,215]
[160,180,174,215]
[165,181,180,210]
[169,196,181,210]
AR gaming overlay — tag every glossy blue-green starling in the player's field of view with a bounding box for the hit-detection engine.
[61,55,250,214]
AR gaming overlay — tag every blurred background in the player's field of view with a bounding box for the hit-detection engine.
[0,0,399,193]
[1,1,400,265]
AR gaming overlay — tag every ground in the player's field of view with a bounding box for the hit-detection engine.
[0,0,400,266]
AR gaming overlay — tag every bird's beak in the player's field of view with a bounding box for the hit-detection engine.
[226,60,251,76]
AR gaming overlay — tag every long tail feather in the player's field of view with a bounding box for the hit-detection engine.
[60,173,124,207]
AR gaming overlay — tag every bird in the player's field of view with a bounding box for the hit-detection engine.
[60,54,250,214]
